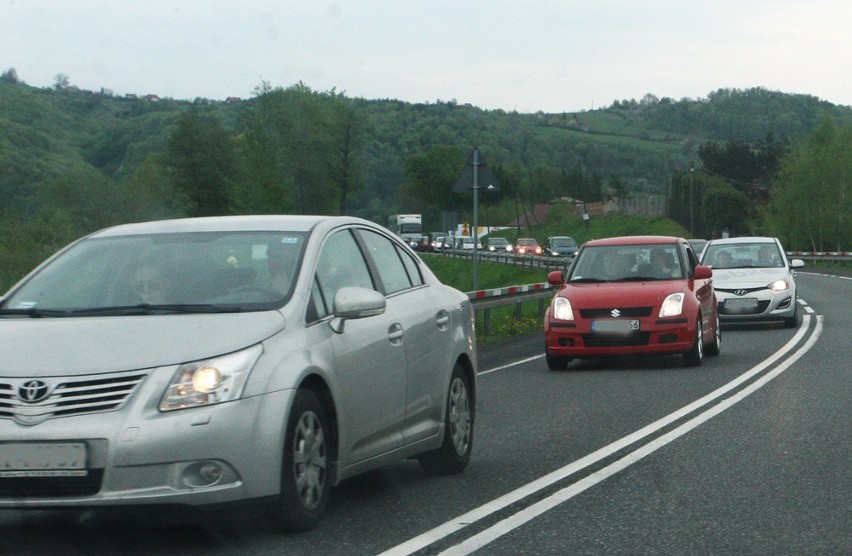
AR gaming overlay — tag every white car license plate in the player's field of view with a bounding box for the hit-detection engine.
[725,297,758,309]
[592,319,640,332]
[0,442,88,477]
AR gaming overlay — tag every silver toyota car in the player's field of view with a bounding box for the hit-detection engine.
[0,215,477,532]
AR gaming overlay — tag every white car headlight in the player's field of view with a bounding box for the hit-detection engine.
[159,345,262,411]
[659,293,685,317]
[552,296,574,321]
[769,278,790,291]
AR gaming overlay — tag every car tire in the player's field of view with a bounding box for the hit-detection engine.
[418,363,473,475]
[784,300,800,328]
[683,316,704,367]
[546,349,572,370]
[705,313,721,357]
[267,388,331,533]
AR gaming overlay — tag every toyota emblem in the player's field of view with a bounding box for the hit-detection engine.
[18,380,50,403]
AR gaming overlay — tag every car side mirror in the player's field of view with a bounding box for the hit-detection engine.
[693,265,713,280]
[790,259,805,268]
[330,287,386,334]
[547,270,564,286]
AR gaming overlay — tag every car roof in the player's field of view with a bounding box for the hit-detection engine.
[585,235,683,247]
[706,236,778,245]
[88,215,364,238]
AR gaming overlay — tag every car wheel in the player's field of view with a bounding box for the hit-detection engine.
[546,349,572,370]
[705,313,721,357]
[267,388,331,532]
[418,363,473,475]
[784,300,800,328]
[683,316,704,367]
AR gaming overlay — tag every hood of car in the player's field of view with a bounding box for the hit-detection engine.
[559,281,685,307]
[711,267,790,287]
[0,312,286,376]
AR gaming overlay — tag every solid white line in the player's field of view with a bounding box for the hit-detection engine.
[379,317,814,556]
[442,316,823,555]
[477,354,543,376]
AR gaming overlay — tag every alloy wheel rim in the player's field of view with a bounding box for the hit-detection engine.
[448,378,471,455]
[292,411,327,510]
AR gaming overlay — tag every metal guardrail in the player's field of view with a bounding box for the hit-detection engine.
[787,251,852,262]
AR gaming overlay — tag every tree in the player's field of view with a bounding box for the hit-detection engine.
[53,73,70,90]
[769,115,851,250]
[166,109,235,216]
[1,68,19,84]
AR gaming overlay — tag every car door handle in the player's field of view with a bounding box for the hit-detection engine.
[435,310,450,331]
[388,323,404,345]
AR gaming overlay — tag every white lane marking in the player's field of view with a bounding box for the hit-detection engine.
[478,354,543,376]
[442,316,823,555]
[804,305,815,314]
[380,316,815,556]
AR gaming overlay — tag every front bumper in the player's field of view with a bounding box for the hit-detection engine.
[0,387,294,508]
[544,316,696,358]
[715,290,796,321]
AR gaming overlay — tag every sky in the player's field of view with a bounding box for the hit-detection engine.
[2,0,850,113]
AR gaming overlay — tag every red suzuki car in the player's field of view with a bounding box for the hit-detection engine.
[544,236,719,369]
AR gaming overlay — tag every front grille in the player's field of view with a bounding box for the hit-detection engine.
[718,300,772,315]
[583,332,651,347]
[580,307,653,318]
[0,469,104,497]
[716,286,767,294]
[0,370,147,426]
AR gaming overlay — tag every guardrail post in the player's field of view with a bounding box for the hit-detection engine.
[483,308,491,335]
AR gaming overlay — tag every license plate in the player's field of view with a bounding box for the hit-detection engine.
[592,319,640,332]
[0,442,88,478]
[725,297,758,309]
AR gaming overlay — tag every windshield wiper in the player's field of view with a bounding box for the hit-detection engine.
[0,307,74,318]
[68,304,245,316]
[568,277,609,283]
[1,304,245,317]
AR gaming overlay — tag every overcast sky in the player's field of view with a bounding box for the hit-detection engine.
[2,0,850,113]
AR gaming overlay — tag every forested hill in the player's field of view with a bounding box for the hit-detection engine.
[1,77,850,282]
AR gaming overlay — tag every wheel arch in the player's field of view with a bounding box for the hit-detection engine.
[297,373,340,483]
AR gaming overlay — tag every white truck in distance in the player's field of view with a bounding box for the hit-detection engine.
[387,214,423,247]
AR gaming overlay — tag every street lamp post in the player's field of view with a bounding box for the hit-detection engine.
[484,184,495,235]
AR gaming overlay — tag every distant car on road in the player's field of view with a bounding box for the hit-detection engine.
[515,237,543,256]
[459,237,483,250]
[544,235,719,369]
[545,236,579,257]
[0,215,477,532]
[700,236,804,327]
[688,239,709,258]
[486,237,513,253]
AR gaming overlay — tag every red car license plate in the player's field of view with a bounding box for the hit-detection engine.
[592,319,640,332]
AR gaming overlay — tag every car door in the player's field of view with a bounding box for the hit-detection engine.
[356,228,450,446]
[312,228,407,464]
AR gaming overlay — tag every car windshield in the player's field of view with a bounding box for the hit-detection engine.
[517,239,537,246]
[1,231,308,315]
[569,244,684,282]
[489,238,508,245]
[703,242,784,269]
[550,238,577,248]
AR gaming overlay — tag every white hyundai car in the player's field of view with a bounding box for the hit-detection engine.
[0,215,477,532]
[700,236,804,328]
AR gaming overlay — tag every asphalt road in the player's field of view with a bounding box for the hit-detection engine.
[1,272,849,555]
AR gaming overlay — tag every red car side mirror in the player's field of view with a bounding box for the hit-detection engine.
[547,270,564,286]
[693,265,713,279]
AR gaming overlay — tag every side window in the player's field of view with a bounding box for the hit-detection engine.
[315,230,374,314]
[358,229,413,294]
[396,244,424,287]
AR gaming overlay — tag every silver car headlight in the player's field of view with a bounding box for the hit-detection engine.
[159,345,262,412]
[552,297,574,321]
[769,278,790,291]
[659,293,685,317]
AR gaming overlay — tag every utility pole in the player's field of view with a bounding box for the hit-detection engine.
[689,163,695,237]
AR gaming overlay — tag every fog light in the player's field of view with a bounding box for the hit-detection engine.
[182,461,224,488]
[557,338,574,347]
